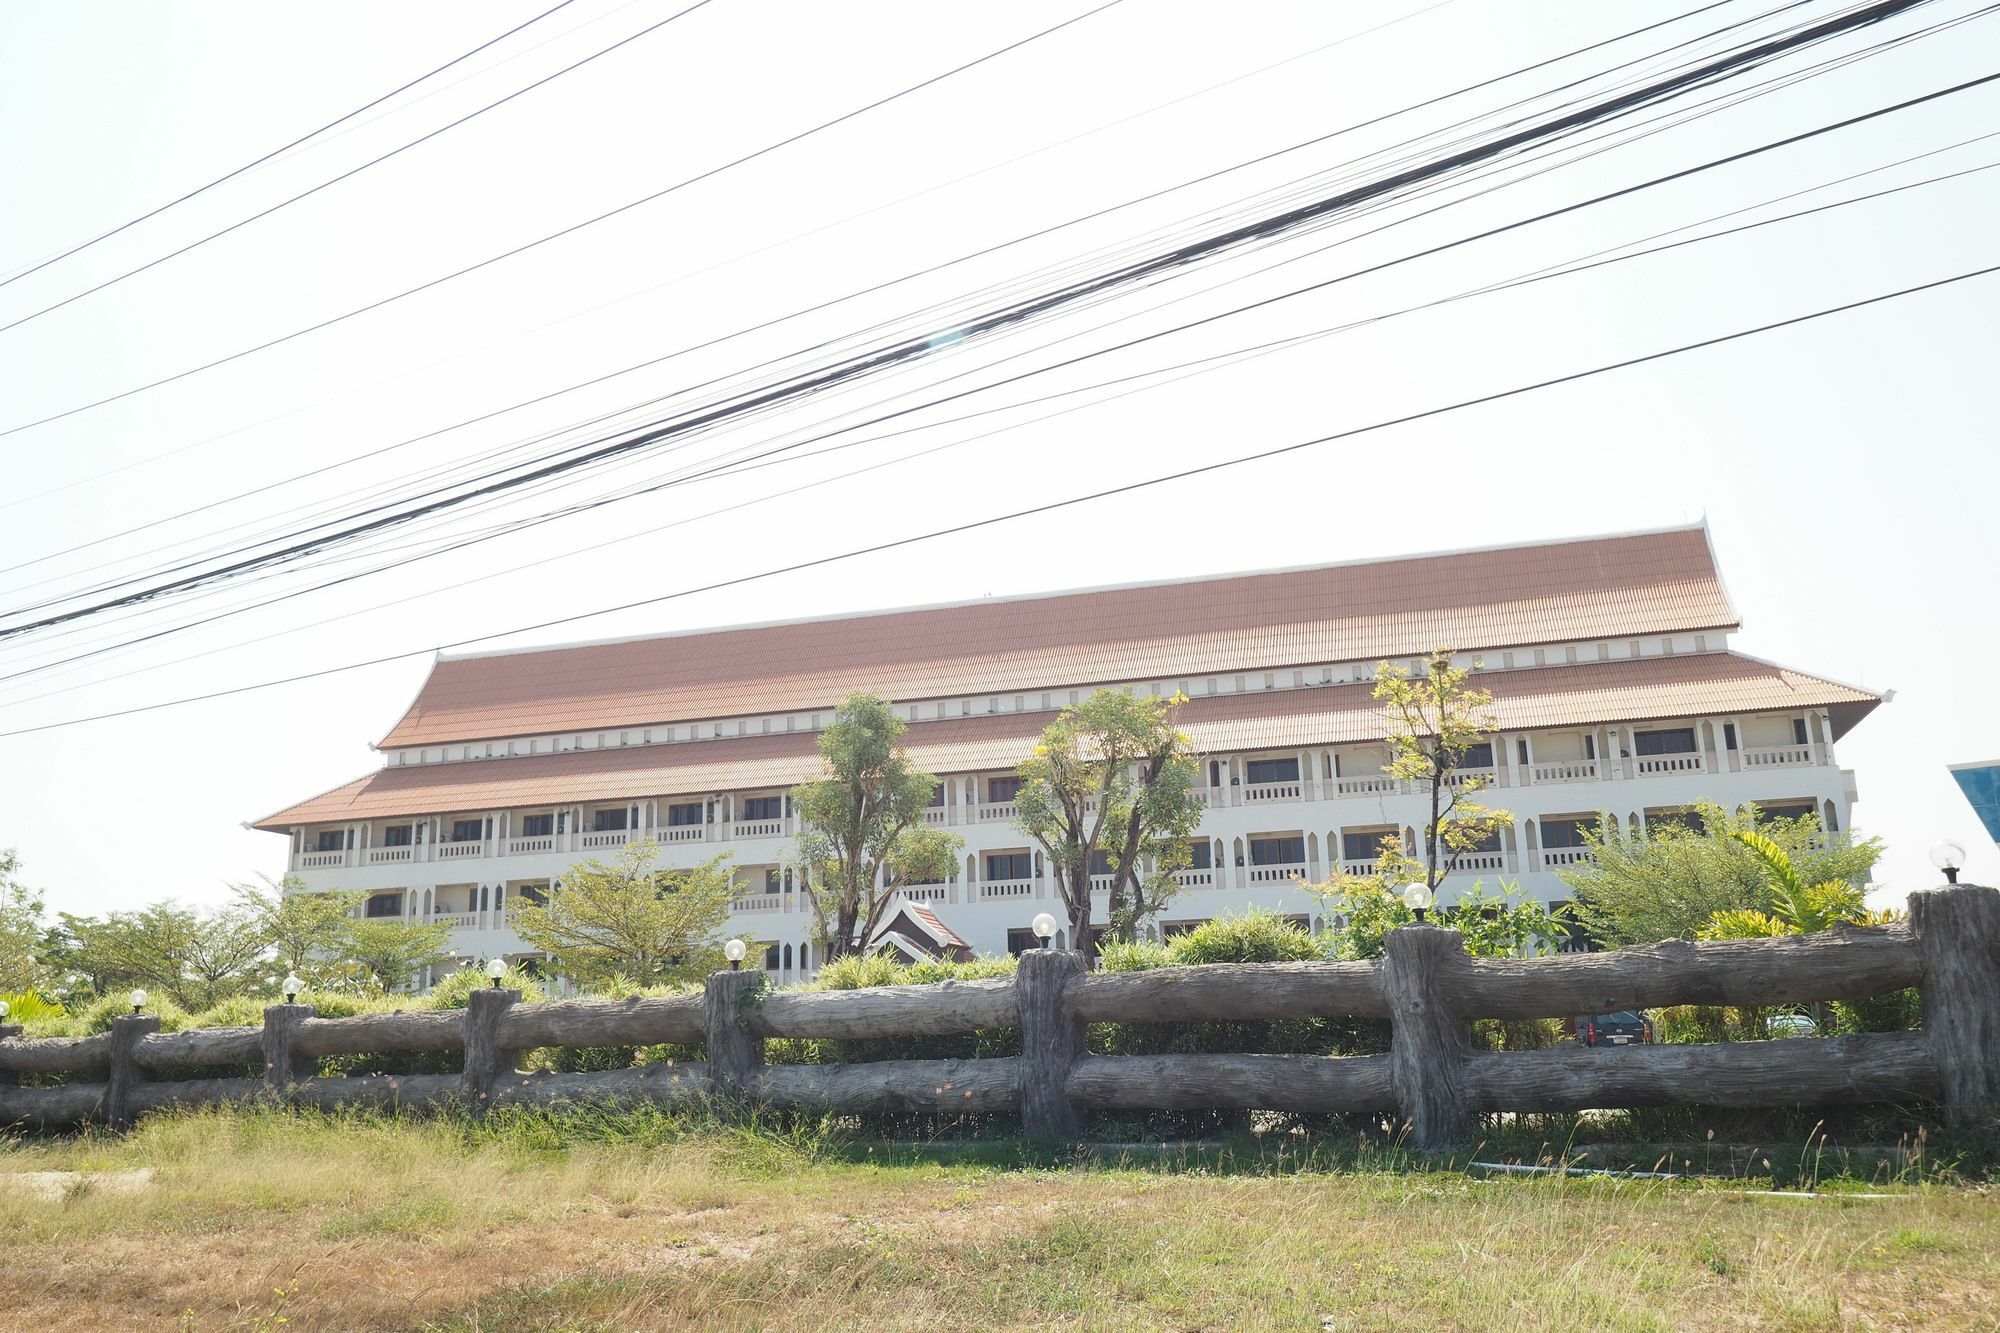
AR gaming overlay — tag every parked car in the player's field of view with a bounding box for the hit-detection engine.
[1576,1011,1654,1047]
[1767,1011,1820,1038]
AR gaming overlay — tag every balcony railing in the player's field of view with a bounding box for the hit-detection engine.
[924,807,949,825]
[1742,744,1815,768]
[435,842,485,861]
[1246,862,1308,884]
[1335,775,1397,797]
[1633,753,1705,776]
[366,846,413,865]
[1442,767,1496,789]
[732,893,783,913]
[1453,851,1506,872]
[429,911,479,929]
[1089,874,1115,893]
[1542,847,1592,867]
[1241,780,1302,804]
[1529,759,1598,784]
[579,830,631,850]
[300,850,345,868]
[506,835,555,855]
[980,878,1035,900]
[1340,859,1379,878]
[661,825,707,842]
[977,802,1018,822]
[1174,868,1214,888]
[900,884,948,904]
[730,820,784,839]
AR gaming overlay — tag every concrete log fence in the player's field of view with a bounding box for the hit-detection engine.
[2,885,1994,1151]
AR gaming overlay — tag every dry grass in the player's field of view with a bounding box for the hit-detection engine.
[1,1108,1996,1331]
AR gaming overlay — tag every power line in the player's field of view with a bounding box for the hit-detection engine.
[0,0,1126,439]
[3,258,1990,739]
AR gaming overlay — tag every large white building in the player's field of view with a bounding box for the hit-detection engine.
[257,525,1880,981]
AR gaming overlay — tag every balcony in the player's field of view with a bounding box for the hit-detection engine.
[1542,847,1592,868]
[1633,753,1705,777]
[429,911,479,929]
[1453,851,1506,872]
[366,846,414,865]
[980,878,1035,900]
[1442,767,1496,790]
[1335,775,1397,797]
[434,841,484,861]
[1742,744,1815,769]
[506,835,555,855]
[900,884,948,904]
[579,829,631,850]
[1241,780,1302,804]
[1340,859,1379,877]
[923,807,950,825]
[300,849,346,869]
[732,893,782,913]
[977,802,1018,823]
[1246,862,1308,884]
[730,820,785,839]
[660,825,707,843]
[1529,759,1597,784]
[1173,867,1214,888]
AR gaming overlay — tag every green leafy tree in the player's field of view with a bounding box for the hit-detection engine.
[1014,690,1206,960]
[1563,802,1882,947]
[46,902,267,1010]
[0,849,43,993]
[340,916,453,993]
[232,874,361,983]
[1374,649,1512,892]
[510,839,736,987]
[791,694,962,960]
[1318,878,1568,961]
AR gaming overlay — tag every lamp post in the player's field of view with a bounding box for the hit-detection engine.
[129,988,148,1015]
[1400,882,1435,923]
[486,958,507,988]
[723,938,747,971]
[282,974,303,1004]
[1031,912,1057,949]
[0,999,10,1023]
[1931,840,1968,885]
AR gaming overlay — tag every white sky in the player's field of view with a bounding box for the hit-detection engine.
[1,0,1996,918]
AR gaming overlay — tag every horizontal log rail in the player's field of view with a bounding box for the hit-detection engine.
[0,886,1993,1150]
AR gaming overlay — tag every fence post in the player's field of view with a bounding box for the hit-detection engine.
[261,1003,317,1095]
[1381,924,1473,1153]
[461,988,521,1111]
[0,1022,20,1089]
[705,969,765,1102]
[1909,883,2000,1124]
[100,1013,160,1130]
[1016,948,1085,1140]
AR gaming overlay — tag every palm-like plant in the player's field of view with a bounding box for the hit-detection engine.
[1698,830,1872,1035]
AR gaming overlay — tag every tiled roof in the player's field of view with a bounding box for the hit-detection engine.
[901,903,972,952]
[379,527,1735,749]
[257,651,1874,829]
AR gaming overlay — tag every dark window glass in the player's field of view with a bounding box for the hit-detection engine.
[1651,808,1706,835]
[1723,723,1738,751]
[928,784,945,807]
[519,883,549,905]
[1090,850,1113,875]
[1006,929,1038,957]
[1634,729,1696,756]
[381,825,412,847]
[1245,757,1299,785]
[986,776,1024,804]
[520,814,553,837]
[1541,818,1590,849]
[666,802,704,826]
[1756,802,1815,825]
[316,830,346,852]
[1185,840,1212,870]
[1250,836,1305,866]
[1460,742,1494,768]
[592,808,628,832]
[364,892,401,918]
[1163,919,1205,938]
[451,819,484,843]
[987,852,1032,881]
[1456,825,1501,852]
[764,944,781,970]
[1342,830,1391,862]
[742,796,782,821]
[1793,718,1810,746]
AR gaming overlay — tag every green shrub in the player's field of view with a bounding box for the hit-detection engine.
[1161,911,1327,965]
[1096,938,1172,972]
[2,989,68,1035]
[75,991,189,1034]
[810,953,908,991]
[423,966,550,1009]
[188,994,273,1030]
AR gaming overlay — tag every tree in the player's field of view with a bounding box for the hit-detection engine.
[340,917,454,993]
[1014,690,1205,961]
[791,694,962,961]
[0,849,43,993]
[233,874,360,983]
[48,902,266,1010]
[510,839,736,987]
[1563,802,1883,947]
[1374,648,1511,893]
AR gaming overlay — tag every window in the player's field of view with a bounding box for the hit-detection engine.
[1163,919,1207,938]
[1090,850,1114,875]
[592,808,629,833]
[987,852,1032,881]
[381,825,412,847]
[764,944,781,971]
[1184,840,1212,870]
[1650,808,1706,835]
[1245,757,1299,785]
[1793,717,1811,746]
[315,830,345,852]
[1342,830,1391,862]
[986,776,1024,804]
[927,783,945,807]
[742,796,782,822]
[1634,728,1696,756]
[364,892,401,918]
[450,819,483,844]
[1456,825,1501,852]
[764,869,782,893]
[520,813,553,838]
[1006,928,1038,957]
[1459,742,1493,768]
[518,883,549,906]
[1541,818,1590,849]
[1250,836,1305,867]
[1756,801,1815,825]
[666,802,703,827]
[1723,723,1738,751]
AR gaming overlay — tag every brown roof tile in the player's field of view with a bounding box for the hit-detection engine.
[379,527,1735,749]
[260,650,1871,830]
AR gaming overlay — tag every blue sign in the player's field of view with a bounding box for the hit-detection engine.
[1949,761,2000,844]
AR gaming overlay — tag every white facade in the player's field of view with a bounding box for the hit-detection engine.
[270,620,1862,984]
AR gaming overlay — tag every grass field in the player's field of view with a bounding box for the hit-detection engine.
[3,1109,1997,1331]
